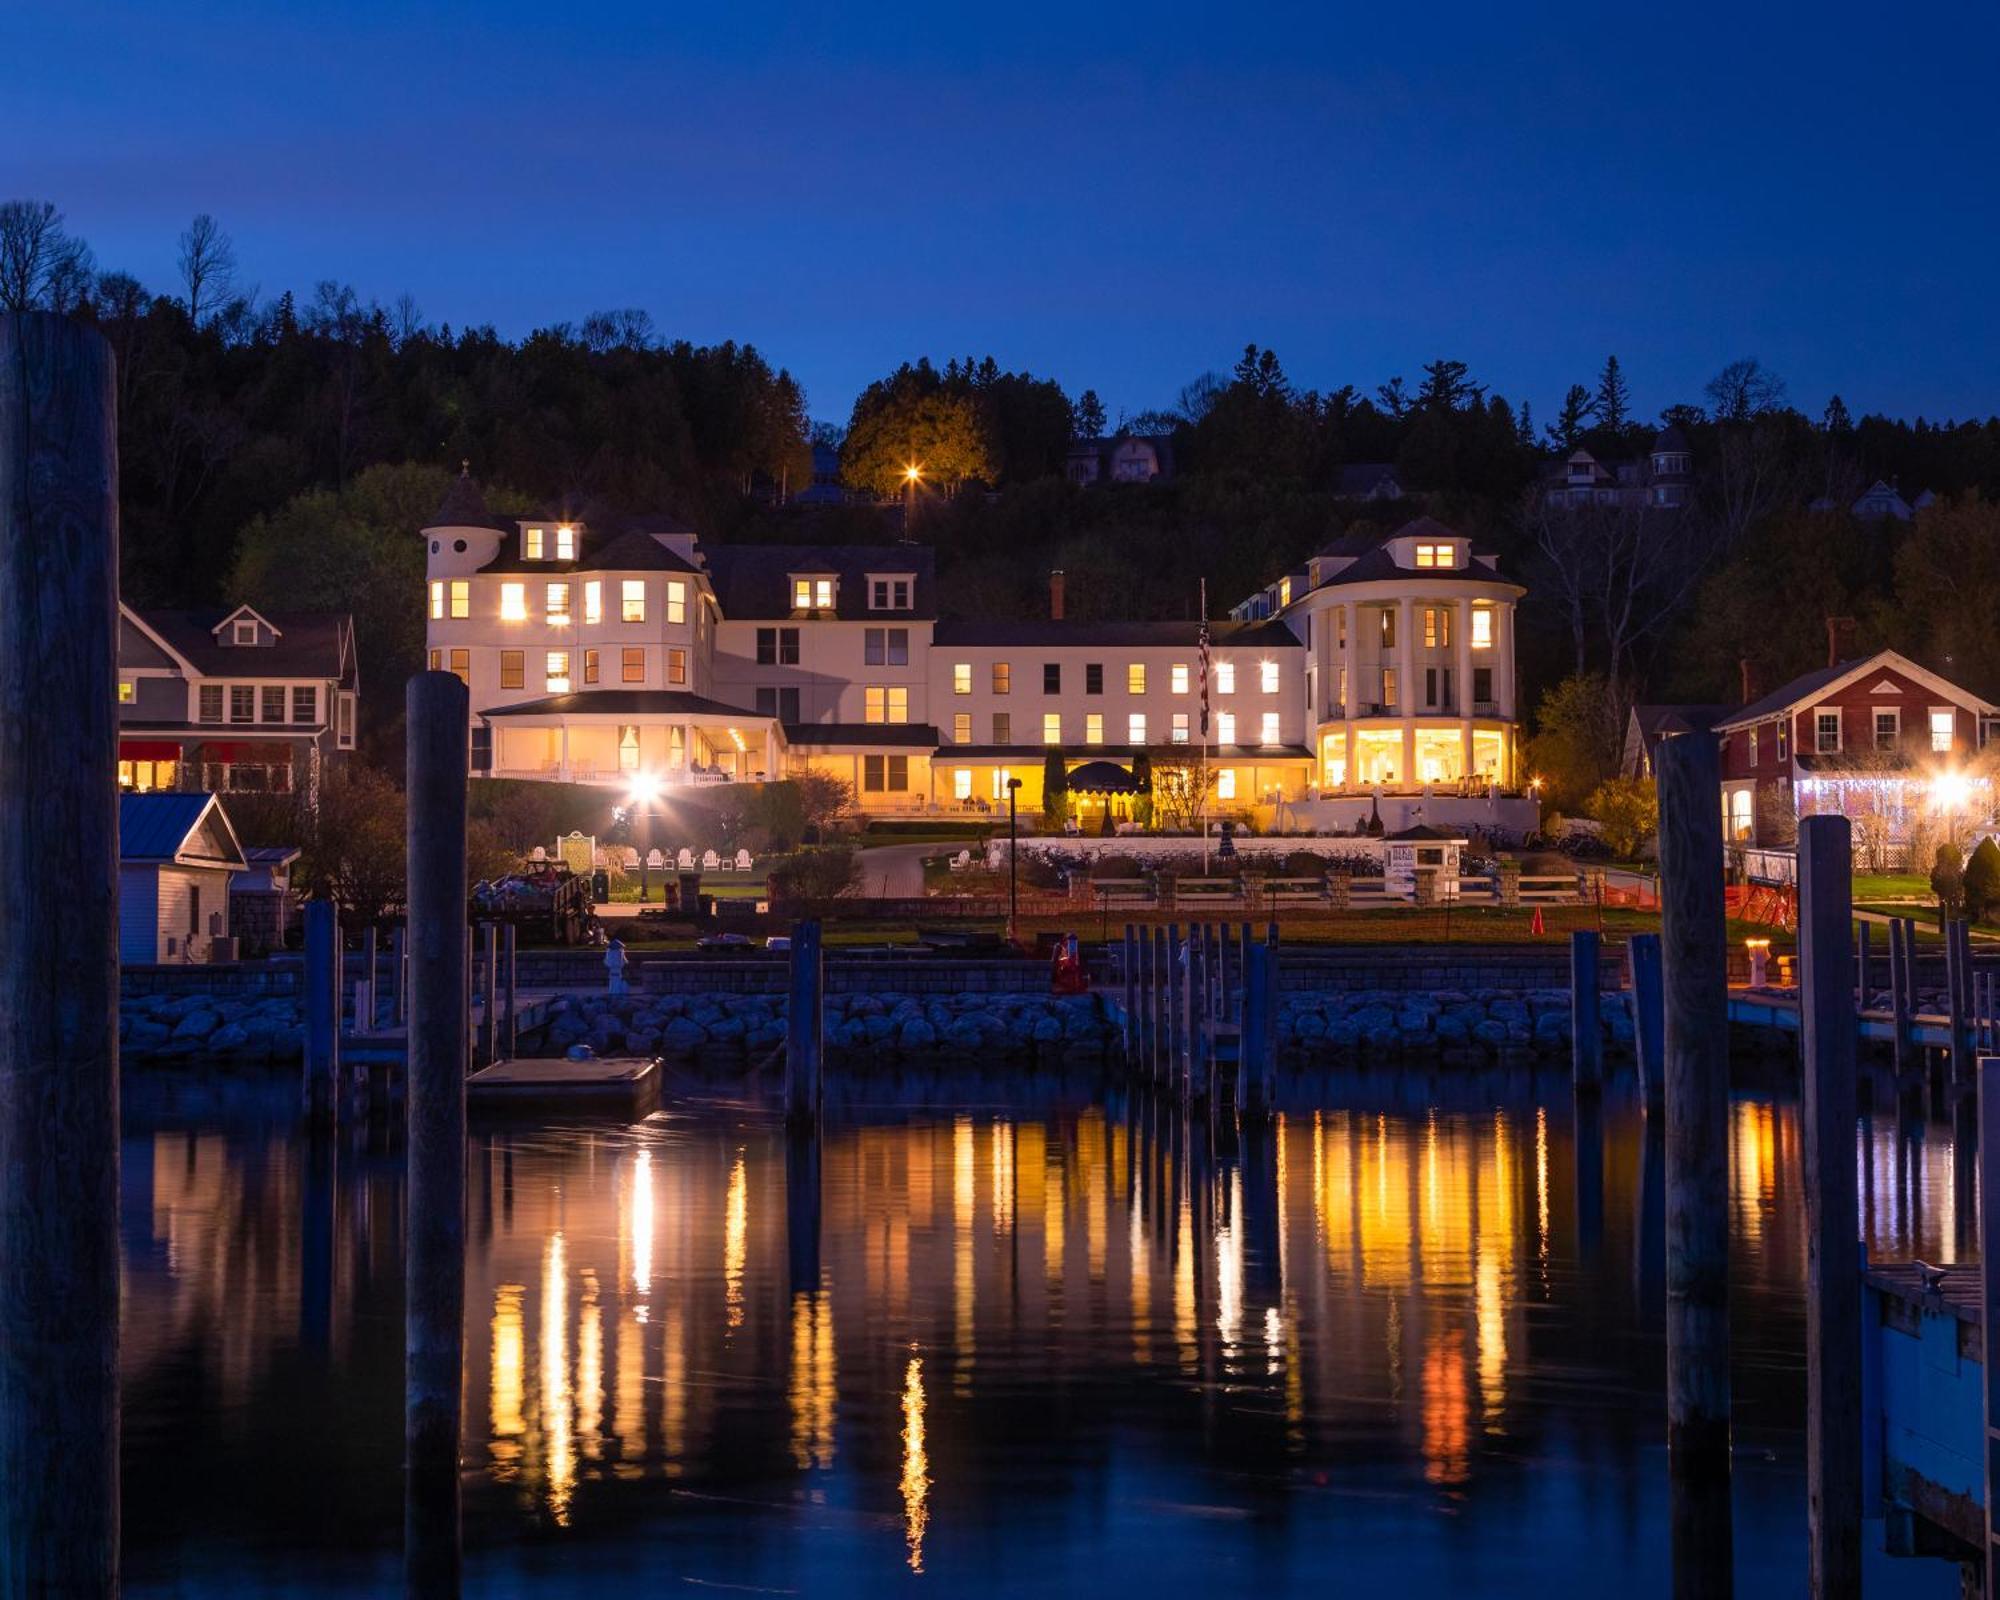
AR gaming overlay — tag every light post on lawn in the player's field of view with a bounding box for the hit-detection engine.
[1006,775,1023,946]
[625,773,663,903]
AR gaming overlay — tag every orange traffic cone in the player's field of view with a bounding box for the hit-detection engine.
[1529,906,1546,936]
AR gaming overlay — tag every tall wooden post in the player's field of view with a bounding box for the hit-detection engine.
[0,309,121,1595]
[1946,917,1968,1087]
[1148,926,1164,1083]
[1630,932,1666,1114]
[1243,940,1278,1116]
[785,918,824,1125]
[1797,816,1859,1598]
[1978,1055,2000,1600]
[1571,929,1602,1091]
[392,922,408,1025]
[1122,922,1137,1062]
[1889,918,1912,1076]
[501,922,518,1061]
[1855,920,1871,1013]
[478,922,499,1066]
[1653,733,1733,1488]
[405,670,469,1598]
[304,898,339,1124]
[1167,924,1184,1098]
[360,923,379,1036]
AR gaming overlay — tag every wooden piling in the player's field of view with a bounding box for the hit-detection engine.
[392,922,408,1025]
[1796,816,1860,1598]
[785,918,824,1125]
[1167,924,1184,1097]
[501,922,518,1061]
[1122,922,1137,1062]
[1980,1055,2000,1600]
[1653,732,1732,1483]
[1889,918,1912,1076]
[1571,929,1602,1092]
[404,670,470,1598]
[360,924,379,1035]
[478,922,499,1065]
[1243,941,1279,1116]
[1630,932,1666,1114]
[0,309,121,1595]
[1148,926,1164,1083]
[1856,919,1871,1013]
[304,899,340,1124]
[1946,916,1968,1088]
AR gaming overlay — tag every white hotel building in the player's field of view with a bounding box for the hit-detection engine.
[422,476,1533,832]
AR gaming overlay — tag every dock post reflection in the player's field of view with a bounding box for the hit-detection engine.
[787,1123,823,1298]
[300,1130,337,1355]
[1239,1113,1283,1305]
[404,671,471,1598]
[1572,1087,1603,1263]
[1634,1107,1665,1315]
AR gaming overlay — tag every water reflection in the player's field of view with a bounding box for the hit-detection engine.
[118,1090,1969,1596]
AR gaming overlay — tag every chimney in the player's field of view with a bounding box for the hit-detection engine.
[1826,615,1856,668]
[1739,657,1760,706]
[1050,569,1066,622]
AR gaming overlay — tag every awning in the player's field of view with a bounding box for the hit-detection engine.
[119,740,183,760]
[1065,759,1142,794]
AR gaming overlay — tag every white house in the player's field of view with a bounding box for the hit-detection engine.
[119,792,248,964]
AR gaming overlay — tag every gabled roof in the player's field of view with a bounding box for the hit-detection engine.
[1716,650,2000,731]
[1385,823,1466,841]
[125,604,352,681]
[120,792,247,870]
[703,543,936,621]
[211,604,280,638]
[482,690,760,720]
[1629,704,1730,746]
[474,517,704,578]
[428,467,492,529]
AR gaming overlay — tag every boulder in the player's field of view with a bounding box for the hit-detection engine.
[662,1016,707,1053]
[173,1009,218,1039]
[898,1017,937,1049]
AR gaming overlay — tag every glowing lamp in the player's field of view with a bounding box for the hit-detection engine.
[626,774,662,810]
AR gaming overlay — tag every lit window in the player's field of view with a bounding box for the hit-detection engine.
[584,581,602,625]
[953,712,972,743]
[1127,663,1146,694]
[1816,711,1841,753]
[554,525,576,560]
[449,581,469,619]
[953,663,972,695]
[546,651,570,692]
[499,651,524,689]
[666,580,686,624]
[499,582,526,621]
[427,649,440,669]
[991,767,1013,800]
[1749,727,1760,763]
[1932,710,1955,752]
[1471,607,1493,648]
[954,767,972,800]
[118,680,136,704]
[1415,542,1456,569]
[993,662,1011,694]
[1171,663,1190,695]
[1380,609,1396,647]
[582,649,598,684]
[1217,768,1237,800]
[1279,577,1292,606]
[1128,712,1147,744]
[1382,668,1398,707]
[1260,660,1280,693]
[622,647,645,683]
[1261,711,1281,746]
[792,576,835,610]
[429,580,444,619]
[1214,662,1235,694]
[448,650,468,686]
[524,526,544,560]
[621,581,646,622]
[1085,712,1103,745]
[1217,711,1236,744]
[1424,607,1450,647]
[619,726,640,771]
[667,647,687,686]
[546,582,569,621]
[1172,712,1189,744]
[865,686,909,724]
[1042,713,1062,744]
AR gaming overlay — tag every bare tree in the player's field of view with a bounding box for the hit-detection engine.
[390,292,427,348]
[0,199,93,314]
[1703,357,1785,423]
[177,213,237,328]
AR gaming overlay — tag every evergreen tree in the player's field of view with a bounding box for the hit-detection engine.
[1071,389,1107,440]
[1546,385,1596,451]
[1822,394,1853,435]
[1041,749,1069,827]
[1593,356,1631,432]
[1375,376,1410,418]
[1417,358,1482,412]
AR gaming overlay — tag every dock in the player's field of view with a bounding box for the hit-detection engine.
[1864,1256,1984,1559]
[465,1054,660,1117]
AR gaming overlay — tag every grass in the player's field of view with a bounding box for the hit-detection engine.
[1854,873,1932,903]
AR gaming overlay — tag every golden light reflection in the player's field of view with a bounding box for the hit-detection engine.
[578,1267,602,1461]
[789,1291,836,1470]
[991,1120,1015,1236]
[1476,1111,1514,1432]
[900,1355,929,1573]
[1129,1175,1151,1361]
[1173,1195,1197,1369]
[1732,1102,1777,1244]
[629,1149,653,1298]
[613,1312,642,1479]
[1080,1110,1107,1281]
[541,1232,575,1523]
[954,1117,976,1392]
[1043,1134,1066,1288]
[489,1283,525,1480]
[1421,1324,1469,1485]
[724,1152,747,1331]
[1535,1106,1550,1276]
[662,1307,686,1477]
[1217,1170,1243,1353]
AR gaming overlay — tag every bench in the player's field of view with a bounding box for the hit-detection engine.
[1172,877,1246,910]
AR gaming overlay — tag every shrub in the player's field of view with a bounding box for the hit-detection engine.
[766,846,858,910]
[1582,777,1659,859]
[1931,842,1966,922]
[1966,837,2000,922]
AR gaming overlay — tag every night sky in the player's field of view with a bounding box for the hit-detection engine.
[6,0,1996,426]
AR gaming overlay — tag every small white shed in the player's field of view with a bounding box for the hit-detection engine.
[120,793,249,964]
[1383,823,1467,900]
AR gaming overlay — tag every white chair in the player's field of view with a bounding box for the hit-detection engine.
[952,849,972,870]
[735,848,753,871]
[645,848,665,871]
[702,849,720,871]
[677,848,695,870]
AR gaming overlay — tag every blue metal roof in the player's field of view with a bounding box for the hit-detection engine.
[119,793,245,867]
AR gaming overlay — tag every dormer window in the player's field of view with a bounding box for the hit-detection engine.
[554,524,576,560]
[792,576,835,611]
[868,575,913,610]
[523,526,545,559]
[1414,542,1457,569]
[233,620,258,645]
[1279,577,1292,607]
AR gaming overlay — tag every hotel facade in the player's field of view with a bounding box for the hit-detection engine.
[423,477,1533,832]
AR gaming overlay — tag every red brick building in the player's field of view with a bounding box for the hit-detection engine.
[1713,649,1999,852]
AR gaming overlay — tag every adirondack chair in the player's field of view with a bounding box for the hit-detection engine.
[701,849,721,871]
[645,848,665,871]
[734,848,753,871]
[677,847,695,870]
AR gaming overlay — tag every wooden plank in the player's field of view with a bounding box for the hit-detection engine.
[0,309,121,1594]
[1797,815,1860,1598]
[1653,732,1732,1490]
[405,670,470,1597]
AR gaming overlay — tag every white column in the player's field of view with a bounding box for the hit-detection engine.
[1457,597,1474,779]
[1398,598,1416,787]
[558,722,569,782]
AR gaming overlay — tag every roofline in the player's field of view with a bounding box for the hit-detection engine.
[1714,650,2000,731]
[119,602,202,677]
[211,603,282,639]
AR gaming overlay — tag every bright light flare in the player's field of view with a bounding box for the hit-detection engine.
[626,774,662,810]
[1931,770,1973,811]
[903,462,923,484]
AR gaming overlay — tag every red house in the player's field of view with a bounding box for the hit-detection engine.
[1713,648,1999,857]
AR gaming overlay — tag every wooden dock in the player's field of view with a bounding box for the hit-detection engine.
[465,1054,660,1117]
[1864,1257,1984,1558]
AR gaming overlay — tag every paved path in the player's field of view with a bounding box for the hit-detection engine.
[856,838,979,898]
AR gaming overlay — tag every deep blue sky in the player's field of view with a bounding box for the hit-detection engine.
[5,1,1996,429]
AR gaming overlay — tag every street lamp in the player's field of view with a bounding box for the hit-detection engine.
[1006,775,1023,946]
[626,775,663,902]
[903,461,923,533]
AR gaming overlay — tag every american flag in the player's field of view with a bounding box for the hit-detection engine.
[1197,578,1211,740]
